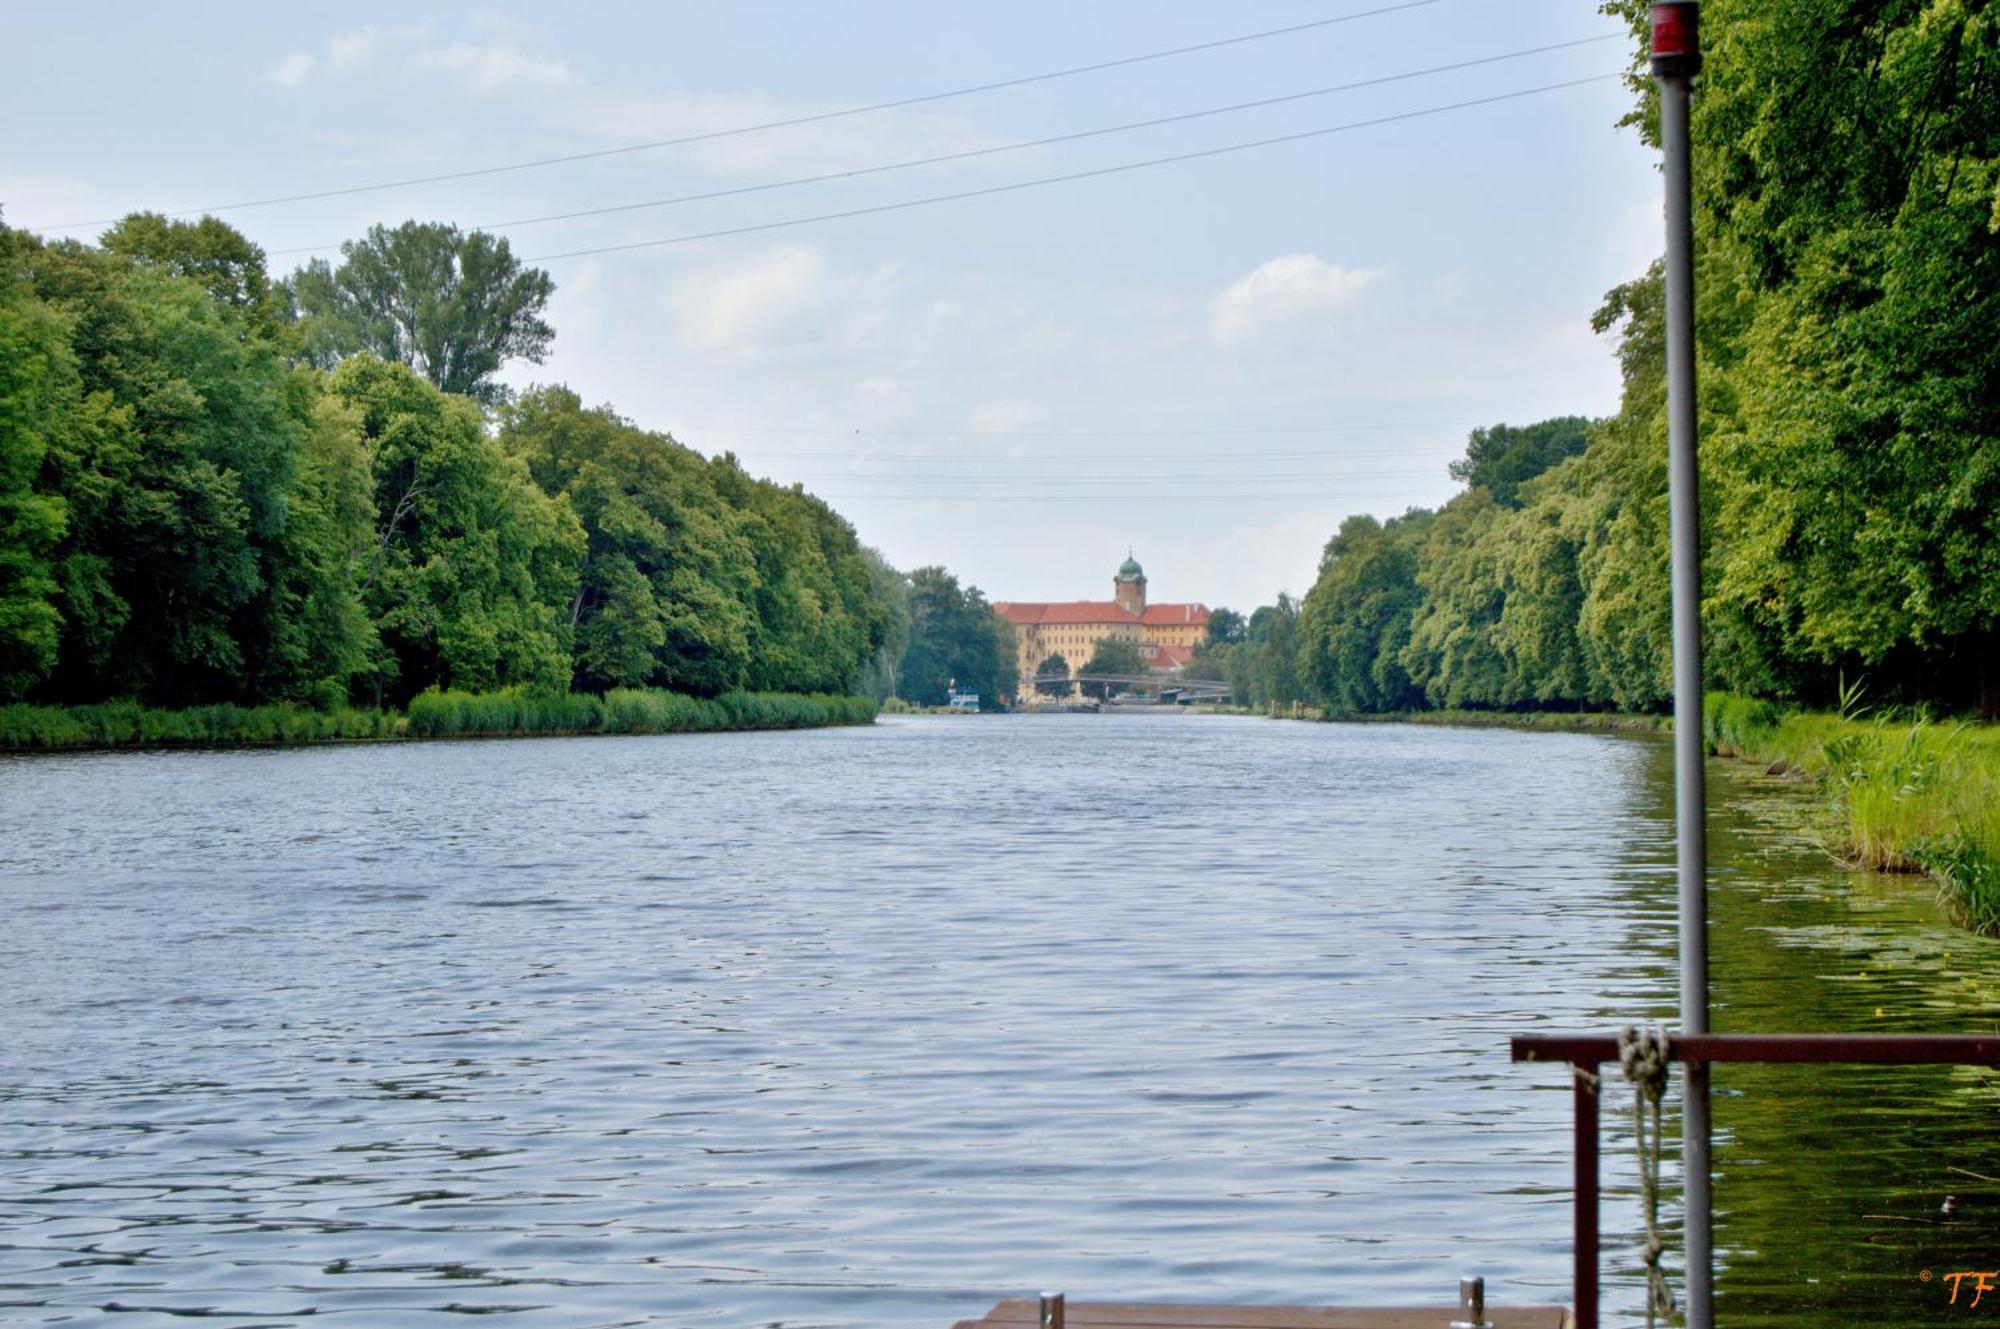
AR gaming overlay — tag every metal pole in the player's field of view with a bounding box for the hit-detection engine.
[1573,1068,1600,1329]
[1651,5,1712,1326]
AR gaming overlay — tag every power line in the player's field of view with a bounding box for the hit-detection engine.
[36,0,1445,232]
[720,446,1467,462]
[266,34,1616,256]
[755,468,1449,481]
[680,424,1466,436]
[525,75,1620,263]
[797,492,1439,503]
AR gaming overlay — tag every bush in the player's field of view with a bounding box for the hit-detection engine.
[0,689,874,751]
[0,700,398,750]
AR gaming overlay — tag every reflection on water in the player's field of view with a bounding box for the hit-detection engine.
[0,715,1994,1326]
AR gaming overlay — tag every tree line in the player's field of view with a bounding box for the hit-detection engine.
[0,214,1002,712]
[1205,1,1999,719]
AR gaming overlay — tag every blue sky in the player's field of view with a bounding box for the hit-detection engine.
[3,2,1660,611]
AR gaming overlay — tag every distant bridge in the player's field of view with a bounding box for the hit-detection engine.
[1031,674,1233,704]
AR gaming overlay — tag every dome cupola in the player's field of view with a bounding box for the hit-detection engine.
[1113,550,1147,614]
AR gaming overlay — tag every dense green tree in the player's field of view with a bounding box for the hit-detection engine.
[1299,515,1431,713]
[855,547,911,701]
[500,387,881,697]
[101,213,287,338]
[1078,636,1147,700]
[1034,651,1073,696]
[1400,494,1516,708]
[1206,607,1248,646]
[0,230,76,699]
[289,222,554,405]
[330,357,580,702]
[899,566,1009,706]
[1448,416,1592,509]
[16,236,379,706]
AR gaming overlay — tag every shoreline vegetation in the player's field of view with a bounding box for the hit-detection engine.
[0,689,877,753]
[1301,696,2000,938]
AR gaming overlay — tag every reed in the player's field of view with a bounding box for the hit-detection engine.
[1705,692,2000,935]
[1,690,877,751]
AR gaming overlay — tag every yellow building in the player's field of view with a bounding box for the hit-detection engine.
[994,555,1209,696]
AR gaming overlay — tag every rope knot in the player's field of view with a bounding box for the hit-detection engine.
[1618,1025,1677,1326]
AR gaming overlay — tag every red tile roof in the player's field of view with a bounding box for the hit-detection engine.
[995,600,1209,628]
[1146,642,1196,670]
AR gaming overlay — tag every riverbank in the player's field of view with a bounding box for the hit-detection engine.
[0,689,878,753]
[1704,694,2000,934]
[1307,697,2000,936]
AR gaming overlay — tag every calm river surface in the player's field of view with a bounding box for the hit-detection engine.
[3,714,1997,1327]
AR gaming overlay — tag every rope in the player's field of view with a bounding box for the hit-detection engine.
[1619,1026,1677,1327]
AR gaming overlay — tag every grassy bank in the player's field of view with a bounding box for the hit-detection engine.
[1705,694,2000,934]
[1327,708,1670,735]
[0,690,877,753]
[1312,696,1999,935]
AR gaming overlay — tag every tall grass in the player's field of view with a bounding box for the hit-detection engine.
[0,701,397,750]
[1705,691,2000,936]
[405,688,875,737]
[1,690,877,751]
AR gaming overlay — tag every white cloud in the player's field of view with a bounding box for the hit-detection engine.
[263,23,568,93]
[668,244,901,357]
[1210,253,1386,345]
[264,51,316,88]
[415,41,574,90]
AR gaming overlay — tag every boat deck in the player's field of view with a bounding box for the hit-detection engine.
[952,1299,1570,1328]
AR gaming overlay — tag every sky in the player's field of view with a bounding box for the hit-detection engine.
[2,1,1661,612]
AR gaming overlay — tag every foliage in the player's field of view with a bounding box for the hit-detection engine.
[0,699,395,748]
[287,222,554,405]
[1286,2,2000,721]
[1447,416,1591,508]
[854,547,911,701]
[331,356,581,704]
[498,386,881,697]
[1077,636,1146,700]
[101,213,288,339]
[898,566,1012,705]
[1299,515,1429,713]
[403,686,874,738]
[0,214,920,725]
[0,688,874,750]
[1033,651,1073,696]
[1702,691,2000,935]
[1205,607,1248,646]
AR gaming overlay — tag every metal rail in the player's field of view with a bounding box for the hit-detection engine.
[1511,1032,2000,1329]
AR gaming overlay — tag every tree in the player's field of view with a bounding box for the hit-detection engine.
[500,386,883,697]
[0,228,76,699]
[1206,607,1248,646]
[1298,514,1431,713]
[1448,416,1592,508]
[101,213,286,338]
[288,222,553,405]
[855,548,910,701]
[899,566,1007,706]
[1034,651,1073,697]
[1078,636,1146,700]
[330,357,580,703]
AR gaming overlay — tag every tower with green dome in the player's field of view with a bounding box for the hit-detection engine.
[1113,550,1147,615]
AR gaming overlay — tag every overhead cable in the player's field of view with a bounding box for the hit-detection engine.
[267,34,1615,256]
[525,75,1620,263]
[36,0,1444,231]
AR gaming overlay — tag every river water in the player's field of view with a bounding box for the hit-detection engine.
[1,714,1995,1327]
